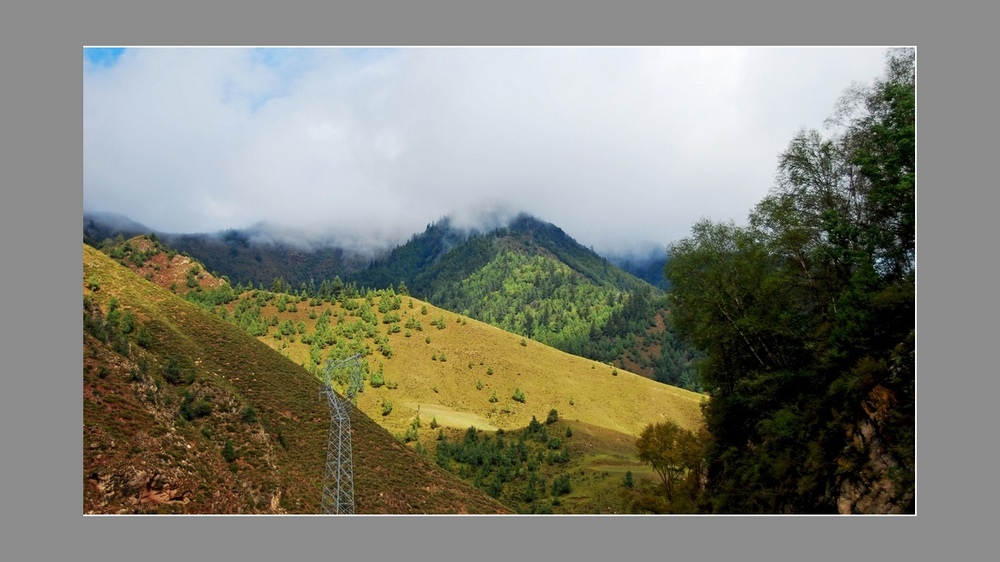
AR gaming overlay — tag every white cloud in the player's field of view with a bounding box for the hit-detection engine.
[83,46,890,256]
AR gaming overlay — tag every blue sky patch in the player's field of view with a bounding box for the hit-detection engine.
[84,47,125,68]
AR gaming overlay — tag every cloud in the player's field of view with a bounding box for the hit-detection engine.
[83,46,890,256]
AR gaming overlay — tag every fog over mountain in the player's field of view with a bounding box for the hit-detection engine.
[84,47,889,257]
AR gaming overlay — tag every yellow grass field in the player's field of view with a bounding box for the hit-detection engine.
[251,295,706,439]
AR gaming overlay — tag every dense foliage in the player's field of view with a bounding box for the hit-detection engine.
[665,50,915,513]
[435,420,572,513]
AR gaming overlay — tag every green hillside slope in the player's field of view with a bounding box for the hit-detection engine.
[83,244,509,514]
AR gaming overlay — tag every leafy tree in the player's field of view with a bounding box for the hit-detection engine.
[664,50,914,514]
[635,421,700,503]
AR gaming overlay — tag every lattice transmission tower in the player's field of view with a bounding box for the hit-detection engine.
[320,354,362,514]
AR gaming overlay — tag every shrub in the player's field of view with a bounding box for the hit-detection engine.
[623,471,635,489]
[222,440,237,463]
[163,358,185,384]
[565,426,573,438]
[241,405,257,424]
[180,393,212,420]
[120,311,135,334]
[369,368,385,388]
[489,391,498,403]
[381,399,393,416]
[552,474,571,497]
[546,409,559,424]
[512,388,526,403]
[476,379,483,390]
[404,424,419,443]
[487,367,494,376]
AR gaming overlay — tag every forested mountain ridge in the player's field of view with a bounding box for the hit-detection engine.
[354,213,700,389]
[352,213,646,295]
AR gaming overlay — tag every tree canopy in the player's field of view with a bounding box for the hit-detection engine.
[665,49,914,513]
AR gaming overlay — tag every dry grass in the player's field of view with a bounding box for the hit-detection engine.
[253,295,706,440]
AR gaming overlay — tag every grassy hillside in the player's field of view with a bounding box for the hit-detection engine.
[239,291,705,439]
[207,285,706,513]
[83,244,510,514]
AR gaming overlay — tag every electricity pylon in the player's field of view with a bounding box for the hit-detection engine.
[320,354,361,514]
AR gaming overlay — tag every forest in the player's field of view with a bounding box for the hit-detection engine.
[664,48,915,512]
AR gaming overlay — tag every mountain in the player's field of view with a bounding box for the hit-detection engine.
[83,213,374,289]
[83,212,155,248]
[162,228,372,290]
[354,214,645,296]
[84,213,702,390]
[83,242,510,514]
[352,214,700,389]
[90,235,706,513]
[608,251,671,291]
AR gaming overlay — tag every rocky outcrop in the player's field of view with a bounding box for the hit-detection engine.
[835,383,915,514]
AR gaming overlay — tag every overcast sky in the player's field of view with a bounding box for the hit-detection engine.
[83,46,891,257]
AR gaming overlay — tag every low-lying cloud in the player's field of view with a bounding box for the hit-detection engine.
[84,47,890,257]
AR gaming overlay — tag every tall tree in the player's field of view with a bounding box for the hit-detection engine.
[665,49,914,513]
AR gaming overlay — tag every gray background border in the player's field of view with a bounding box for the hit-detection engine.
[3,0,976,560]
